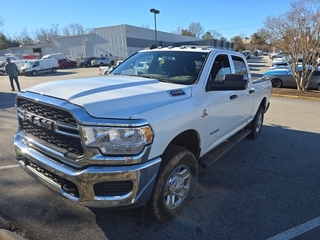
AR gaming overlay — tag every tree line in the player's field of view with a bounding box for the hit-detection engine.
[0,22,93,49]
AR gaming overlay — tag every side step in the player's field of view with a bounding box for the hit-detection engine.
[199,129,251,169]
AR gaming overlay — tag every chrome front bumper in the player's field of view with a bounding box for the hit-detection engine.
[14,133,161,208]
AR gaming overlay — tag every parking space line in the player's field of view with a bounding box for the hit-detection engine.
[0,165,20,170]
[267,216,320,240]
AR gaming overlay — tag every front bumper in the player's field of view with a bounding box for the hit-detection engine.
[14,133,161,208]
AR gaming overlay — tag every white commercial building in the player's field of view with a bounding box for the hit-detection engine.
[0,24,234,61]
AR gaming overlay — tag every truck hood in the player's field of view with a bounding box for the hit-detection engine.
[26,75,192,118]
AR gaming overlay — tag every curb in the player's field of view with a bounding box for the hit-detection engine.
[271,93,320,101]
[0,217,27,240]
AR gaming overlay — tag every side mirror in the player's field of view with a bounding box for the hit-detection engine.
[207,74,248,91]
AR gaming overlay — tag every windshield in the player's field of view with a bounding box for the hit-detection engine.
[24,61,34,67]
[111,50,208,85]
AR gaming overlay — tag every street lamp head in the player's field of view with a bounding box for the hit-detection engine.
[150,8,160,14]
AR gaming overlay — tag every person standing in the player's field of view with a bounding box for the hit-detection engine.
[5,58,21,92]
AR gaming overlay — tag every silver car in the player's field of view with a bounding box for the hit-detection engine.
[262,68,320,90]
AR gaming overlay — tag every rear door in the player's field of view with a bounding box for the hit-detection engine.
[230,54,255,125]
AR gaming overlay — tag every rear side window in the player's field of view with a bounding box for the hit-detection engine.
[232,55,248,76]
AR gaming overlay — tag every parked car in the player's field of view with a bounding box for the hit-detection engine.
[269,51,283,60]
[241,51,251,60]
[262,68,320,90]
[58,58,77,68]
[78,57,98,67]
[91,57,112,67]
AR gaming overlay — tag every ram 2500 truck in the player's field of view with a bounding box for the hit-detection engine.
[14,45,271,222]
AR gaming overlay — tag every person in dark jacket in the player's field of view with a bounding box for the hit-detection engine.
[5,58,21,91]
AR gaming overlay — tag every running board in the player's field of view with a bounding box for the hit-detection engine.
[199,129,251,169]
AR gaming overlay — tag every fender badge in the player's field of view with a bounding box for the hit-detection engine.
[170,89,185,96]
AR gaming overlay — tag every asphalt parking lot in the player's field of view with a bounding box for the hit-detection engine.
[1,56,320,240]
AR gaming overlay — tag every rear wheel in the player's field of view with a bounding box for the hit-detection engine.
[247,106,264,139]
[148,145,198,222]
[271,79,282,88]
[0,70,4,75]
[317,84,320,91]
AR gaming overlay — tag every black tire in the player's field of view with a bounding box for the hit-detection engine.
[32,70,37,76]
[100,62,104,66]
[0,70,4,75]
[247,106,264,139]
[271,79,282,88]
[111,60,115,66]
[148,145,198,222]
[60,65,65,69]
[317,84,320,91]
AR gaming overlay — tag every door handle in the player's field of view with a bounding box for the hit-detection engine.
[249,89,255,94]
[230,94,238,100]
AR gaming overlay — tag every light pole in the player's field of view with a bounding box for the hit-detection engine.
[150,8,160,45]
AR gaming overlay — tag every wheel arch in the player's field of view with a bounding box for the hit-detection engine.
[166,129,201,159]
[259,97,269,112]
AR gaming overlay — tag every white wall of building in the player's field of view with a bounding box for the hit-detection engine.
[1,24,234,61]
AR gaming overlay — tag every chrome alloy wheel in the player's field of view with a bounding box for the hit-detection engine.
[163,164,191,209]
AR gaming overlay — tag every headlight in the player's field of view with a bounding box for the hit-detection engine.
[80,125,153,155]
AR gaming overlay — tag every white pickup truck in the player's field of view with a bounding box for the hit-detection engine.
[14,45,271,222]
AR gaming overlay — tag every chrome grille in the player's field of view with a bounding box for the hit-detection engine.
[17,98,77,126]
[17,97,84,159]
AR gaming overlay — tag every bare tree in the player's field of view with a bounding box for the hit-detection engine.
[15,27,34,45]
[0,17,4,28]
[188,22,204,39]
[171,26,183,35]
[264,0,320,90]
[202,30,222,40]
[233,36,245,51]
[249,29,271,51]
[34,24,60,44]
[62,26,71,36]
[69,23,85,35]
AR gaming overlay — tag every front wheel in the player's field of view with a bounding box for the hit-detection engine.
[247,106,264,139]
[148,145,198,222]
[271,79,282,88]
[32,70,37,76]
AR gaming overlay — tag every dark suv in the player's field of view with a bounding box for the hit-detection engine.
[78,57,98,67]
